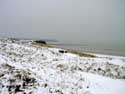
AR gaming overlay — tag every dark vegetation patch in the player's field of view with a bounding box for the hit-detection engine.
[0,73,4,77]
[34,40,47,44]
[0,63,37,94]
[32,41,54,48]
[75,62,125,79]
[44,83,48,88]
[58,50,68,54]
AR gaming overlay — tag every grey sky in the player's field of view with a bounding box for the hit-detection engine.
[0,0,125,44]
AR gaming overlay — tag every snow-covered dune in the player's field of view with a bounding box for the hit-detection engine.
[0,38,125,94]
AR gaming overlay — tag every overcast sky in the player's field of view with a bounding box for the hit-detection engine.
[0,0,124,44]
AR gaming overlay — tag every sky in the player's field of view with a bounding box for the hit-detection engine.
[0,0,125,45]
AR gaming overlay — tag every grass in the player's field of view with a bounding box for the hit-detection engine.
[67,49,96,58]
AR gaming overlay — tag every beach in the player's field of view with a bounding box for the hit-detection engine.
[0,38,125,94]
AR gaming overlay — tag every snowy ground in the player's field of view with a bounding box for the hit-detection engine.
[0,38,125,94]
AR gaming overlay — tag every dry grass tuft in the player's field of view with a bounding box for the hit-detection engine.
[67,49,96,58]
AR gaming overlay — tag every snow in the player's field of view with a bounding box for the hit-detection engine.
[0,38,125,94]
[79,72,125,94]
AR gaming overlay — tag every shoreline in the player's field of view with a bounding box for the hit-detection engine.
[51,44,125,57]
